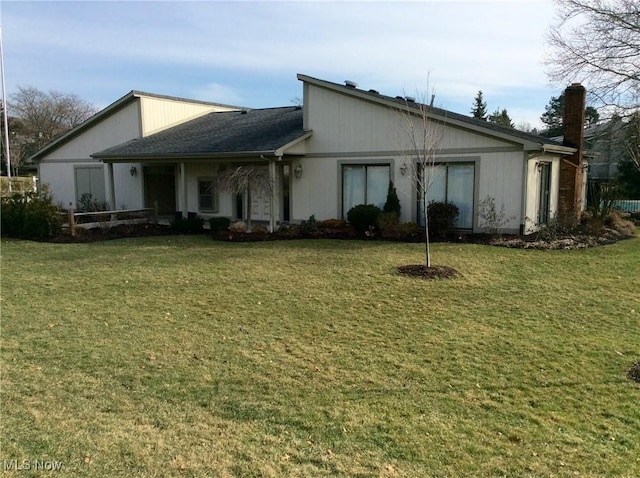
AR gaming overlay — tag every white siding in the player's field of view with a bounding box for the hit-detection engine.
[304,84,513,155]
[43,102,141,161]
[295,84,530,232]
[140,97,238,136]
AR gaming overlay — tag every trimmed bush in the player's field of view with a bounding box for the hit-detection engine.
[346,204,382,234]
[171,214,204,233]
[209,216,231,233]
[427,201,459,240]
[1,191,62,240]
[378,211,400,239]
[383,181,401,216]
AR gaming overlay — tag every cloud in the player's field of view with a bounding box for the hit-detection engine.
[3,0,558,127]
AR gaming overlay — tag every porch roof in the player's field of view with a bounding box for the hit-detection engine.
[92,106,309,162]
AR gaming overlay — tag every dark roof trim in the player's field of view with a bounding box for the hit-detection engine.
[297,73,576,155]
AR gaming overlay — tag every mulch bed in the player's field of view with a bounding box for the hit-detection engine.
[488,228,635,250]
[627,362,640,384]
[397,264,458,279]
[49,224,174,243]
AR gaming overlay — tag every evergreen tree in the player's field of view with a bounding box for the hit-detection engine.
[488,108,514,128]
[540,93,600,138]
[471,91,488,120]
[383,180,401,216]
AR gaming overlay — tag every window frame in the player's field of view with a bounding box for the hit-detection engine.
[418,161,476,230]
[197,177,219,213]
[341,163,391,218]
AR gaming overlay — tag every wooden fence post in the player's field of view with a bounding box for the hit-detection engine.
[68,208,76,237]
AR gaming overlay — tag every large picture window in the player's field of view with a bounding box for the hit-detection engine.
[75,166,106,206]
[198,178,218,213]
[342,164,390,217]
[419,163,475,229]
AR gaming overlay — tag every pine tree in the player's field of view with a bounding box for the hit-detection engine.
[383,180,401,216]
[471,91,488,120]
[488,108,514,128]
[540,93,600,138]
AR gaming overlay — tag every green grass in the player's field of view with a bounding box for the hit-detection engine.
[1,235,639,477]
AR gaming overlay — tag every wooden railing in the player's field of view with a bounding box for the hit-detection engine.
[63,207,157,236]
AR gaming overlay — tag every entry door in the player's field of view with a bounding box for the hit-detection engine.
[248,166,271,222]
[144,165,176,215]
[538,163,551,224]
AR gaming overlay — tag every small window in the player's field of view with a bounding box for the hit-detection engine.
[198,178,218,212]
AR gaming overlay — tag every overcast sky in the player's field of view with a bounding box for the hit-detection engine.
[1,0,566,129]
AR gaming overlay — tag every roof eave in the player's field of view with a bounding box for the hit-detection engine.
[94,150,301,163]
[542,144,577,155]
[274,130,313,156]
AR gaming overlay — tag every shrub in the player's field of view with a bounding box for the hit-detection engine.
[346,204,382,234]
[209,217,231,233]
[606,211,636,237]
[171,214,204,233]
[478,196,514,236]
[1,191,62,240]
[427,201,459,240]
[378,211,401,239]
[77,193,108,213]
[299,215,319,235]
[318,218,346,229]
[383,181,401,216]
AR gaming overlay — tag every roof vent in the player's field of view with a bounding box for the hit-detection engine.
[395,96,404,100]
[368,89,379,94]
[240,110,248,114]
[405,96,416,103]
[344,80,358,88]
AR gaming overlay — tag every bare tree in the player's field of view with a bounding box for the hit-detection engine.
[624,112,640,172]
[215,165,274,231]
[9,86,97,167]
[545,0,640,113]
[394,94,444,268]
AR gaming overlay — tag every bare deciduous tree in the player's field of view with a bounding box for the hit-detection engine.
[545,0,640,112]
[394,94,444,268]
[215,165,274,231]
[9,86,97,166]
[624,112,640,172]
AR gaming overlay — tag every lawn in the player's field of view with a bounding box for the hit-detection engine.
[1,235,639,477]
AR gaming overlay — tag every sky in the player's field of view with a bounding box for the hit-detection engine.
[1,0,567,130]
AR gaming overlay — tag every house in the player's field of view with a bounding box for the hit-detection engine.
[31,91,242,211]
[30,74,588,235]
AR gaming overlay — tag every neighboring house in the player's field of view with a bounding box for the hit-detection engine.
[31,74,587,234]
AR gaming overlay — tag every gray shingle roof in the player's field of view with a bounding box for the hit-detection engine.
[93,106,306,160]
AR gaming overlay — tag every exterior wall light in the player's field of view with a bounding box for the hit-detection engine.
[294,163,303,178]
[130,166,137,177]
[400,163,408,176]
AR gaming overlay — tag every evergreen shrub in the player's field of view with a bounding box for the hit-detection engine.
[346,204,382,234]
[1,191,62,240]
[427,201,459,240]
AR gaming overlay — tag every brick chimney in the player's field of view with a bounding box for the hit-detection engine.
[558,83,586,220]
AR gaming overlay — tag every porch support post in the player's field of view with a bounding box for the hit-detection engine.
[269,157,279,233]
[106,162,116,210]
[180,162,187,218]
